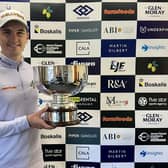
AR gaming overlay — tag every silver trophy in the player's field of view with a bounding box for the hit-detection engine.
[33,65,88,126]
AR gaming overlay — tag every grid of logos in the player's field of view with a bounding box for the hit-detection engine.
[1,0,168,168]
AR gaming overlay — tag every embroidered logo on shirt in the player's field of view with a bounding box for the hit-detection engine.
[1,86,17,90]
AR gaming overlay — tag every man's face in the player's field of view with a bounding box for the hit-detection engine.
[0,20,29,59]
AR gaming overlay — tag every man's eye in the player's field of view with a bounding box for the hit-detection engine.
[18,31,25,34]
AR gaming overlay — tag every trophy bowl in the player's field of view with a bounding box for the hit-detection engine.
[33,64,88,126]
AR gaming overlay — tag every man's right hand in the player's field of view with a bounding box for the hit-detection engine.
[27,106,55,129]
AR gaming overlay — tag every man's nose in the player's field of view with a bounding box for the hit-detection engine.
[10,33,18,41]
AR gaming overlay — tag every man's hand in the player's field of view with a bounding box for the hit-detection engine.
[27,106,55,129]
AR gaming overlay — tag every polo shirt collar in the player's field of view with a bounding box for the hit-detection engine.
[0,53,24,69]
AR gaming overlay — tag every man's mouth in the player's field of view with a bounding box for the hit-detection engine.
[8,44,20,48]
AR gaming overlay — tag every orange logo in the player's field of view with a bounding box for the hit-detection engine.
[104,9,135,15]
[1,86,17,90]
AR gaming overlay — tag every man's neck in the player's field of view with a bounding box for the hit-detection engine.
[1,52,22,63]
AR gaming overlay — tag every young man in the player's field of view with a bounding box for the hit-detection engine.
[0,9,54,167]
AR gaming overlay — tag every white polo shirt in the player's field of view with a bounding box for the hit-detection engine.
[0,54,44,168]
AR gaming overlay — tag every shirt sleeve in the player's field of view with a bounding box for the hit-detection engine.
[0,116,30,137]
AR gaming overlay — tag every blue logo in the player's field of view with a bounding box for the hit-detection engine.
[66,57,100,75]
[142,44,148,52]
[73,5,93,16]
[140,150,147,157]
[101,76,135,92]
[137,21,168,39]
[142,44,166,52]
[101,40,136,57]
[101,145,134,162]
[38,98,43,105]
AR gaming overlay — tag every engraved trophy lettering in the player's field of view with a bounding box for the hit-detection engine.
[33,65,88,126]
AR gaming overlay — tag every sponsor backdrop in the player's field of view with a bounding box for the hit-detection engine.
[1,0,168,168]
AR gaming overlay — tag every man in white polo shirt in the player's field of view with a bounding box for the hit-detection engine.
[0,9,54,168]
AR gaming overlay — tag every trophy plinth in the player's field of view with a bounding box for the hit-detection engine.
[33,65,88,127]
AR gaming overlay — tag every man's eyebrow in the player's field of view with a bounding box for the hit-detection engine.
[17,28,27,32]
[0,28,11,31]
[1,28,26,32]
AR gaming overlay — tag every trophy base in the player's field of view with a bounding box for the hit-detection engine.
[43,106,80,127]
[45,119,80,127]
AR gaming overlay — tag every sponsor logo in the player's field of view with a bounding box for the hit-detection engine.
[139,26,167,34]
[136,93,168,110]
[102,116,133,122]
[101,93,134,110]
[70,93,100,110]
[106,96,128,107]
[44,164,56,168]
[78,111,93,122]
[34,25,62,34]
[66,127,100,144]
[136,128,168,145]
[101,58,135,76]
[66,145,100,162]
[138,78,167,88]
[34,43,63,54]
[101,39,136,57]
[110,61,125,72]
[102,3,137,20]
[76,41,90,55]
[136,58,168,74]
[138,0,167,1]
[135,111,168,128]
[41,134,62,140]
[31,40,65,57]
[30,3,65,21]
[101,76,135,92]
[144,5,165,16]
[138,97,148,106]
[136,145,168,162]
[101,163,134,168]
[141,44,166,52]
[104,25,134,34]
[147,61,158,72]
[87,82,96,88]
[142,113,162,123]
[101,128,135,145]
[76,146,90,160]
[104,9,135,15]
[66,162,100,168]
[101,111,134,128]
[102,21,136,39]
[103,133,121,140]
[41,61,55,65]
[137,21,168,38]
[42,6,53,19]
[66,58,100,75]
[135,163,168,168]
[42,144,65,161]
[104,26,121,34]
[138,131,167,142]
[66,22,101,39]
[101,145,134,162]
[73,5,93,16]
[108,80,126,88]
[140,150,163,157]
